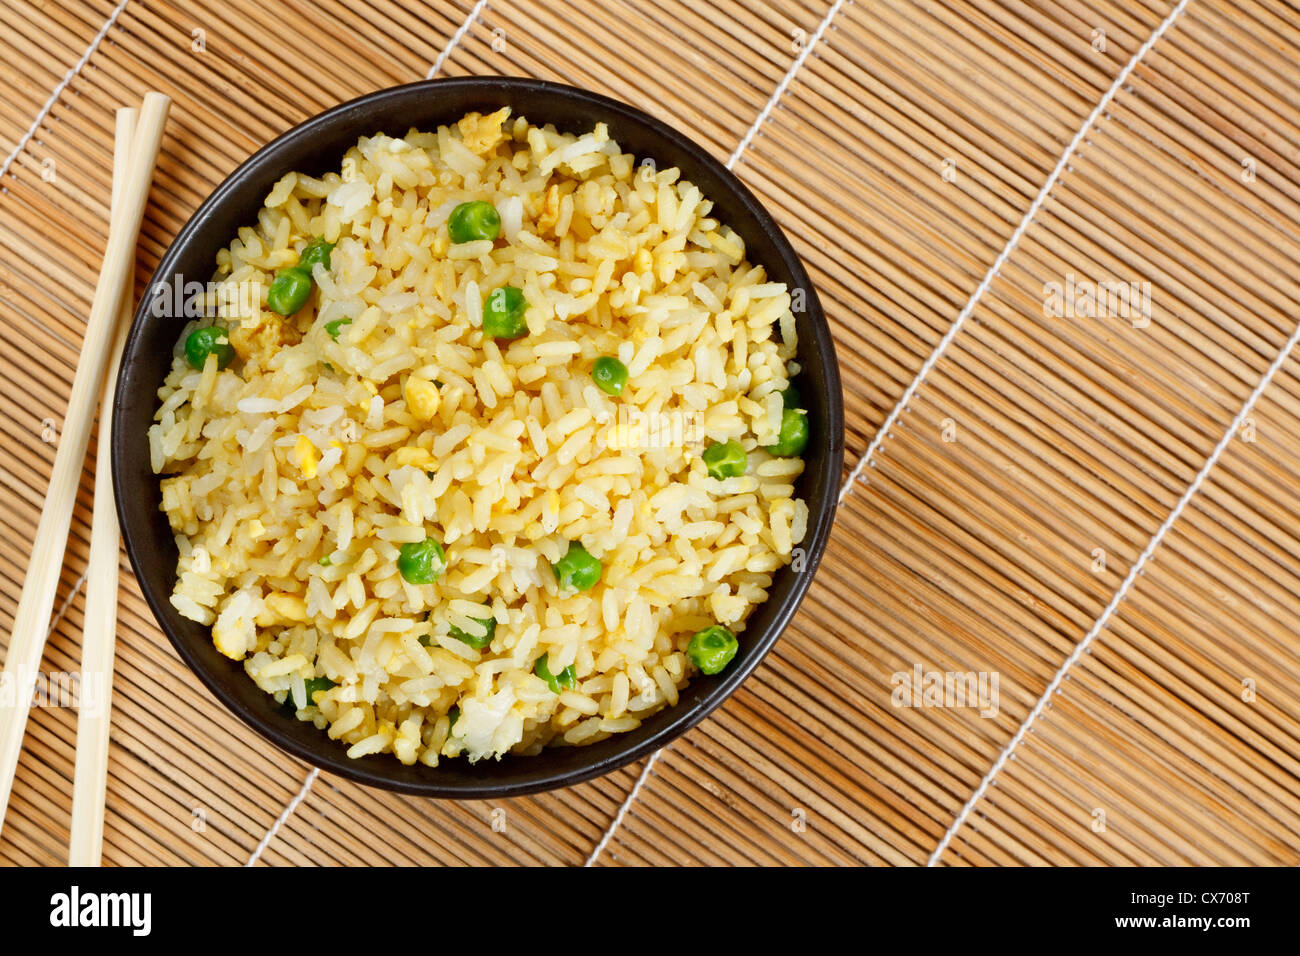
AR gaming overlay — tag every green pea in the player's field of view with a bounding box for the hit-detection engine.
[304,676,336,701]
[448,200,501,243]
[298,237,335,273]
[284,676,336,710]
[534,653,577,694]
[482,285,528,339]
[763,407,810,458]
[318,555,332,567]
[324,317,352,341]
[702,439,746,479]
[184,326,235,370]
[688,625,739,675]
[397,537,446,584]
[592,356,629,396]
[781,383,802,410]
[267,267,313,315]
[449,615,497,650]
[552,541,601,592]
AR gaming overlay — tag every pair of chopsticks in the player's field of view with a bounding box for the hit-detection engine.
[0,93,170,865]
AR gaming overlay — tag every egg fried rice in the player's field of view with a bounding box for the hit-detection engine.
[151,109,809,765]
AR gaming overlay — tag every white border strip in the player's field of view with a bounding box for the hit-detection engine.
[930,312,1300,865]
[0,0,132,189]
[248,1,487,866]
[839,0,1192,503]
[586,0,853,867]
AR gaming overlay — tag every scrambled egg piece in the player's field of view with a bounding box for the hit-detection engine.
[262,591,308,624]
[458,107,511,156]
[394,446,437,470]
[213,607,254,660]
[230,311,300,365]
[294,435,318,479]
[541,488,561,532]
[537,183,561,234]
[404,376,440,421]
[431,231,449,260]
[393,717,422,766]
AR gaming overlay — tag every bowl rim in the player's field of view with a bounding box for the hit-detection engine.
[113,76,845,798]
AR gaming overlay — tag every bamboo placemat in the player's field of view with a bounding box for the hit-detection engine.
[1,0,1298,867]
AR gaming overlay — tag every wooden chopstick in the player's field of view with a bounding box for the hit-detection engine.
[67,106,140,867]
[0,91,170,838]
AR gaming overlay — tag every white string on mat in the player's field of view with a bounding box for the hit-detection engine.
[586,0,855,868]
[920,0,1195,865]
[839,0,1194,504]
[582,748,661,866]
[930,309,1300,865]
[427,0,490,80]
[0,0,132,190]
[50,566,92,640]
[246,2,487,866]
[246,767,318,866]
[725,0,850,169]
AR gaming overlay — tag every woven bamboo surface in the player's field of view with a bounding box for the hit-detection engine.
[2,0,1299,867]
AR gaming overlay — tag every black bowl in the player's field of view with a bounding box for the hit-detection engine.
[113,77,844,798]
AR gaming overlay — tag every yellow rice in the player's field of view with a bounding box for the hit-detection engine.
[150,109,808,765]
